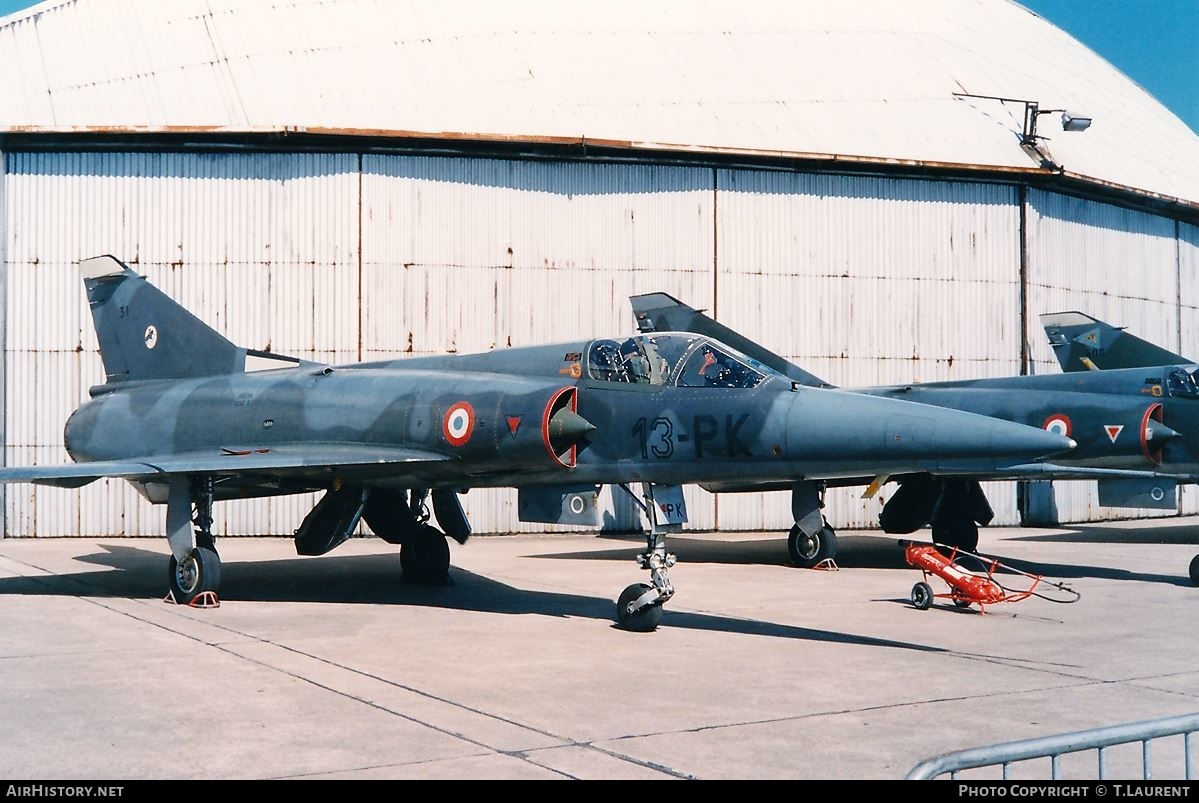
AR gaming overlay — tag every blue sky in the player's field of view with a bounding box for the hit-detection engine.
[1021,0,1199,133]
[0,0,1196,133]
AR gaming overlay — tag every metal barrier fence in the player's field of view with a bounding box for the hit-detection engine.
[906,713,1199,780]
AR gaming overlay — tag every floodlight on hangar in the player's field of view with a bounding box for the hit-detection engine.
[953,93,1093,147]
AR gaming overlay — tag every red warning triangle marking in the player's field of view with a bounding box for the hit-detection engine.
[1104,424,1124,443]
[506,416,522,436]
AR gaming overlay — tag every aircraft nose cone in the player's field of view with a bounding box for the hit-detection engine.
[787,389,1078,474]
[959,418,1075,459]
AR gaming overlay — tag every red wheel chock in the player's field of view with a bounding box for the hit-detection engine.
[163,590,221,608]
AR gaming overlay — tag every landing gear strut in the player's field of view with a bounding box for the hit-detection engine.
[788,481,838,568]
[165,476,222,605]
[614,483,678,631]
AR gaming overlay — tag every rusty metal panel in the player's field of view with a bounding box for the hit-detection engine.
[360,155,715,351]
[0,144,5,538]
[1178,222,1199,366]
[1176,223,1199,515]
[714,170,1021,389]
[1026,190,1181,524]
[1026,190,1180,373]
[3,150,358,536]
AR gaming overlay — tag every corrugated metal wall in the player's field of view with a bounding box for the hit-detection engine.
[1025,189,1182,523]
[1178,222,1199,515]
[1,149,1194,537]
[0,145,5,539]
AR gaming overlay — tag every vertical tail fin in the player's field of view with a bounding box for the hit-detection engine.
[1040,311,1189,372]
[80,255,244,384]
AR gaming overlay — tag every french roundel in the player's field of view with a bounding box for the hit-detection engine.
[443,402,475,447]
[1042,413,1072,438]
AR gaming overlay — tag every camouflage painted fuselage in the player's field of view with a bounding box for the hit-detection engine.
[853,366,1199,476]
[62,338,1073,500]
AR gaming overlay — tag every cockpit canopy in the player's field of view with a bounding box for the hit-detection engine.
[1166,366,1199,398]
[586,333,775,389]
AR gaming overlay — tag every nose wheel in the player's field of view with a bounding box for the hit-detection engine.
[613,483,679,632]
[616,582,665,632]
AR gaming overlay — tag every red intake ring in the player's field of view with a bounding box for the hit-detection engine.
[543,386,580,468]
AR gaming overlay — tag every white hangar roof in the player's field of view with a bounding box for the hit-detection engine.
[2,0,1198,209]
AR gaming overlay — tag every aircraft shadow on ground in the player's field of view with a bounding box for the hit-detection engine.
[0,542,953,655]
[543,532,1193,586]
[1006,522,1199,547]
[552,533,912,569]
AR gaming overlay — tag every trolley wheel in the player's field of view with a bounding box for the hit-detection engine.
[911,581,934,610]
[952,597,972,609]
[1189,554,1199,587]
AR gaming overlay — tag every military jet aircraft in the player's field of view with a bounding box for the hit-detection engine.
[630,293,1180,567]
[1042,312,1199,583]
[0,255,1078,631]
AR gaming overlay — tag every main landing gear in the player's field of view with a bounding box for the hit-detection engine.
[878,476,992,558]
[165,477,222,606]
[364,488,455,586]
[614,483,679,632]
[160,479,464,606]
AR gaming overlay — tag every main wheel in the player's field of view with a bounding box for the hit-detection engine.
[788,524,838,568]
[167,547,222,604]
[400,524,452,585]
[952,597,972,609]
[1189,554,1199,587]
[616,583,664,632]
[911,581,934,610]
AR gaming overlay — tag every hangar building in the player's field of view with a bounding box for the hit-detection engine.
[1,0,1198,537]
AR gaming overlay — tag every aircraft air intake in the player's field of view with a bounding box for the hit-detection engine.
[1142,403,1180,465]
[543,387,594,468]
